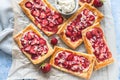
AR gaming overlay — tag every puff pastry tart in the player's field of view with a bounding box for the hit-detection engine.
[50,46,95,79]
[79,0,94,6]
[13,24,53,64]
[58,3,104,49]
[82,23,114,70]
[19,0,65,36]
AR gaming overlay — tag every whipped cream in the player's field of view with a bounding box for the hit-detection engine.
[56,0,75,14]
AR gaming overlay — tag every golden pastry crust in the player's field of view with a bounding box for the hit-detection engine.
[79,0,94,6]
[13,24,53,64]
[82,23,114,70]
[19,0,66,36]
[50,46,95,79]
[57,3,104,49]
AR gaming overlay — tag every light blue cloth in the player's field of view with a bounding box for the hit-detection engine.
[0,0,120,80]
[0,0,14,80]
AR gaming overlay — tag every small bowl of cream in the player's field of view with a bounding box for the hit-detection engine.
[55,0,79,15]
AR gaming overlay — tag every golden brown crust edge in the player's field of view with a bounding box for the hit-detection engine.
[79,0,94,6]
[13,24,54,64]
[82,23,114,70]
[19,0,66,36]
[57,3,104,49]
[50,46,95,79]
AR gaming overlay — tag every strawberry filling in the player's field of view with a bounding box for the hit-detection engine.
[86,28,112,62]
[54,51,90,73]
[65,9,95,42]
[25,0,64,33]
[80,0,92,3]
[20,31,48,60]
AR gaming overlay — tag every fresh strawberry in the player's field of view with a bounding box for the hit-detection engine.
[40,63,51,73]
[93,0,103,7]
[50,37,58,45]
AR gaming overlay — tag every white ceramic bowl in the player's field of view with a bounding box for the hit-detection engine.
[55,0,79,15]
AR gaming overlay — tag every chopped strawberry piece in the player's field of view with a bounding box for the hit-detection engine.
[86,31,92,40]
[82,58,90,68]
[80,0,85,3]
[71,36,76,42]
[53,13,60,19]
[29,46,36,54]
[31,38,39,45]
[95,28,103,37]
[34,35,40,40]
[41,19,48,27]
[39,38,46,45]
[39,11,47,19]
[71,64,79,72]
[67,26,73,31]
[47,27,53,31]
[77,14,82,19]
[63,61,68,68]
[33,0,40,4]
[25,1,33,9]
[83,9,89,16]
[55,58,59,65]
[49,22,54,27]
[31,9,40,17]
[66,64,71,70]
[57,17,63,24]
[24,45,31,52]
[46,12,51,16]
[58,53,63,58]
[86,21,92,26]
[89,15,95,21]
[87,0,91,3]
[66,54,74,61]
[31,54,38,59]
[27,32,33,40]
[91,29,99,37]
[77,31,82,38]
[65,31,72,37]
[98,53,107,61]
[45,8,51,13]
[71,22,76,27]
[34,3,41,9]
